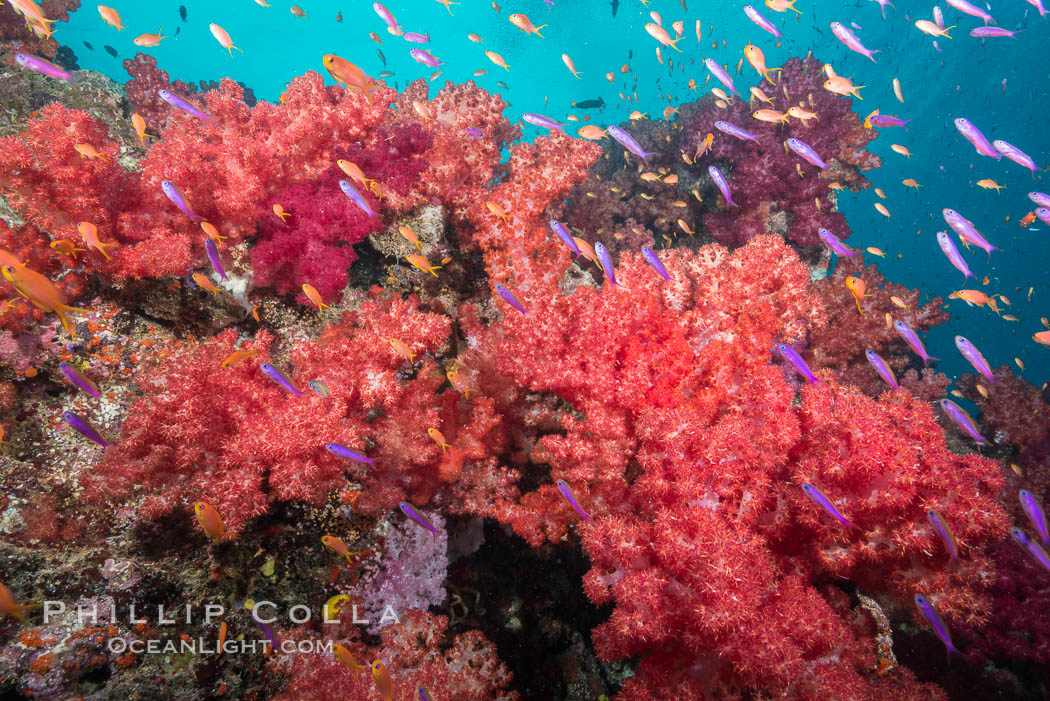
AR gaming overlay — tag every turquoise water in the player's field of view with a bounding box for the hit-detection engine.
[60,0,1050,387]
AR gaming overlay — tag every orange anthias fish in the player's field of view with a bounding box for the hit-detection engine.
[221,348,257,368]
[201,221,227,242]
[131,113,149,146]
[435,0,460,15]
[322,55,377,101]
[694,132,714,159]
[577,125,607,141]
[787,106,818,123]
[1,262,86,336]
[845,276,870,314]
[194,502,227,542]
[0,581,35,624]
[949,289,994,308]
[372,661,393,701]
[902,178,922,190]
[209,23,242,57]
[874,202,891,218]
[334,644,367,674]
[74,143,107,160]
[337,160,373,188]
[412,100,431,121]
[976,179,1005,193]
[823,76,864,99]
[753,109,789,124]
[133,27,168,47]
[50,239,85,258]
[562,53,581,79]
[509,13,545,36]
[290,5,309,18]
[302,283,329,311]
[398,226,422,251]
[744,43,780,83]
[427,427,451,451]
[389,338,415,361]
[750,86,774,104]
[407,254,441,277]
[77,221,118,260]
[321,534,356,562]
[1020,211,1037,227]
[446,370,478,398]
[765,0,802,13]
[486,201,511,222]
[97,4,124,30]
[272,204,291,221]
[485,50,511,71]
[192,273,219,294]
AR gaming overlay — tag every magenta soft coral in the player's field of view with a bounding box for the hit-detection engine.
[268,611,517,700]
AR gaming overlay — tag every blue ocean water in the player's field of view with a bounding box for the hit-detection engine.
[59,0,1049,388]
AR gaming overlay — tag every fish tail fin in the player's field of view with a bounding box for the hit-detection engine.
[535,25,547,37]
[852,85,865,99]
[870,50,880,63]
[667,36,683,52]
[944,25,955,38]
[429,266,442,277]
[53,306,78,336]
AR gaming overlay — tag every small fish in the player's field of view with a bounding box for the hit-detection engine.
[894,320,938,367]
[550,220,582,255]
[179,4,187,21]
[703,58,739,97]
[389,338,415,361]
[557,479,592,520]
[77,221,118,260]
[308,380,330,397]
[321,534,357,562]
[1012,528,1050,575]
[955,335,995,383]
[889,295,909,309]
[1019,490,1049,545]
[326,443,375,465]
[162,180,204,221]
[104,45,118,58]
[708,165,735,207]
[14,53,72,81]
[936,231,974,281]
[485,50,511,71]
[446,370,478,399]
[204,239,227,280]
[830,22,878,62]
[522,113,565,130]
[915,19,955,37]
[209,23,241,57]
[509,12,546,36]
[914,594,959,660]
[62,411,107,447]
[786,137,827,169]
[302,283,328,311]
[891,144,911,158]
[818,228,858,257]
[992,140,1039,174]
[714,120,757,142]
[158,89,211,121]
[902,178,922,190]
[74,143,107,160]
[333,642,366,673]
[260,362,303,397]
[339,180,377,217]
[607,125,653,161]
[865,349,899,389]
[645,23,683,51]
[743,4,782,40]
[594,242,617,286]
[776,343,819,383]
[59,362,100,397]
[133,27,169,47]
[494,283,528,315]
[802,483,856,530]
[403,32,430,43]
[970,26,1017,37]
[867,247,886,257]
[845,276,870,314]
[0,581,34,624]
[50,240,85,259]
[399,502,439,534]
[409,48,444,67]
[201,222,226,242]
[939,399,989,446]
[641,246,670,281]
[927,508,959,562]
[195,501,226,541]
[98,4,124,30]
[874,202,891,218]
[954,118,999,159]
[407,253,441,277]
[221,348,257,368]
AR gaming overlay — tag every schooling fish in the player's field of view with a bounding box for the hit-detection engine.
[1011,528,1050,574]
[179,5,187,21]
[1019,489,1049,545]
[786,137,827,169]
[550,220,582,255]
[83,40,94,51]
[992,140,1038,174]
[494,283,528,315]
[594,242,618,286]
[830,22,878,62]
[939,398,989,446]
[914,594,959,660]
[326,443,375,465]
[557,479,592,520]
[865,349,900,389]
[714,120,757,142]
[641,246,671,281]
[572,97,606,109]
[703,58,739,97]
[954,118,999,159]
[162,180,203,221]
[62,411,108,447]
[970,26,1017,37]
[936,231,974,281]
[818,228,858,257]
[339,180,377,217]
[708,165,735,206]
[942,209,1000,260]
[955,335,995,383]
[158,89,212,121]
[260,362,304,397]
[894,320,938,366]
[399,502,439,534]
[409,48,444,67]
[104,45,118,58]
[59,362,100,397]
[927,508,959,562]
[522,113,565,130]
[776,343,819,383]
[607,125,653,161]
[946,0,994,25]
[802,483,856,529]
[744,5,782,40]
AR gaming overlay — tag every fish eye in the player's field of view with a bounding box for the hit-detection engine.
[915,595,927,604]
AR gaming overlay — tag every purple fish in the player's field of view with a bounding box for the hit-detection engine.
[594,242,618,286]
[260,362,304,397]
[703,58,740,98]
[1020,490,1049,545]
[954,118,1000,159]
[933,5,945,27]
[325,442,376,466]
[251,612,279,649]
[942,209,1000,261]
[743,5,782,40]
[939,398,989,446]
[1029,192,1050,208]
[947,0,994,24]
[607,125,654,161]
[927,508,959,562]
[1012,528,1050,574]
[373,2,402,30]
[161,180,203,221]
[714,120,757,142]
[15,52,72,81]
[936,231,974,281]
[830,22,878,62]
[399,502,440,534]
[204,238,227,280]
[641,246,670,281]
[864,349,900,390]
[402,31,430,43]
[802,483,856,530]
[786,138,827,169]
[339,179,377,217]
[868,114,910,128]
[1036,208,1050,226]
[992,140,1038,175]
[893,320,938,367]
[158,89,212,122]
[556,479,592,521]
[549,220,582,255]
[708,165,735,207]
[955,335,995,383]
[522,113,565,131]
[465,127,482,138]
[494,283,528,315]
[914,594,959,660]
[62,411,108,447]
[1026,0,1048,16]
[776,343,819,383]
[818,228,858,258]
[969,26,1017,37]
[59,362,101,398]
[409,48,444,67]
